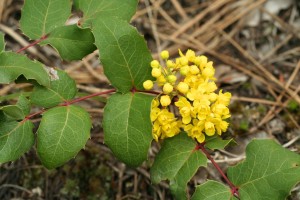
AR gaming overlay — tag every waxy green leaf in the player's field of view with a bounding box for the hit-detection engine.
[103,93,153,167]
[205,136,234,150]
[20,0,71,39]
[0,32,4,52]
[227,139,300,200]
[41,25,96,61]
[0,121,34,163]
[151,133,207,199]
[0,52,50,86]
[191,180,232,200]
[92,17,153,93]
[31,69,77,108]
[0,95,30,120]
[37,105,91,169]
[76,0,138,28]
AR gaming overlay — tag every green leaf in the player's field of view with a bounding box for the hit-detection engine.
[205,136,234,150]
[76,0,138,28]
[0,32,4,52]
[0,121,34,163]
[191,180,232,200]
[37,105,91,169]
[0,95,30,120]
[0,52,50,86]
[150,133,207,199]
[103,93,153,167]
[227,139,300,200]
[30,69,77,108]
[20,0,71,39]
[92,17,153,93]
[73,0,80,10]
[41,25,96,61]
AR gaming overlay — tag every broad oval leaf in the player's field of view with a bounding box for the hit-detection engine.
[191,180,232,200]
[77,0,138,28]
[0,52,50,86]
[0,95,30,120]
[0,32,4,52]
[31,69,77,108]
[40,25,96,61]
[20,0,71,39]
[37,105,91,169]
[93,17,153,93]
[103,93,153,167]
[0,121,34,163]
[150,133,207,199]
[227,139,300,200]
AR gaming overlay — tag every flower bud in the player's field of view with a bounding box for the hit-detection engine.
[180,66,189,76]
[157,75,166,86]
[166,60,175,68]
[151,60,160,68]
[177,82,189,94]
[152,68,162,78]
[143,80,153,90]
[160,95,171,107]
[163,83,173,94]
[167,75,177,83]
[160,50,169,60]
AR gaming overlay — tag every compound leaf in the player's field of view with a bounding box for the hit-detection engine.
[37,105,91,169]
[0,120,34,163]
[41,25,96,61]
[93,17,153,93]
[191,180,232,200]
[227,139,300,200]
[76,0,138,28]
[0,52,50,86]
[103,93,153,167]
[0,95,30,120]
[31,69,77,108]
[20,0,71,39]
[151,133,207,199]
[0,32,4,52]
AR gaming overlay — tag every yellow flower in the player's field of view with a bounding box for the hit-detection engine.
[156,75,166,86]
[216,90,231,106]
[151,60,160,68]
[143,80,153,90]
[148,49,231,143]
[205,121,215,136]
[152,68,162,78]
[160,50,169,60]
[160,95,171,107]
[167,75,177,83]
[163,83,173,94]
[167,60,175,68]
[177,82,189,94]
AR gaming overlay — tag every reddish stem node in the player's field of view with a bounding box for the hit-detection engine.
[196,143,239,198]
[17,34,49,53]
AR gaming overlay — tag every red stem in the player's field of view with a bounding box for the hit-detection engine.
[135,89,161,95]
[22,89,116,122]
[197,143,240,198]
[17,35,48,53]
[62,89,116,106]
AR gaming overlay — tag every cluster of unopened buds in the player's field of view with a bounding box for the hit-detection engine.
[143,49,231,143]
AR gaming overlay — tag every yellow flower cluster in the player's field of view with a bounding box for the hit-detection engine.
[143,49,231,143]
